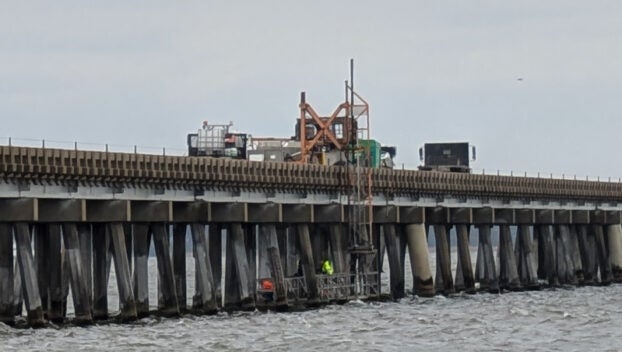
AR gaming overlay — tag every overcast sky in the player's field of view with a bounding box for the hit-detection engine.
[2,1,622,179]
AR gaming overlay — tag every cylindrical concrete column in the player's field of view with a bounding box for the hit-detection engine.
[405,223,434,297]
[606,224,622,282]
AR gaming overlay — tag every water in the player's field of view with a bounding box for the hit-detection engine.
[2,249,622,351]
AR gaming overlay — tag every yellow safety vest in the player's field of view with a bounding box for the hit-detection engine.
[322,260,334,275]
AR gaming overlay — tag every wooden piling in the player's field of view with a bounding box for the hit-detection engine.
[190,224,218,314]
[173,224,187,311]
[14,223,45,327]
[258,224,280,306]
[0,223,14,324]
[61,224,92,324]
[132,223,151,317]
[433,225,454,295]
[224,225,241,310]
[108,223,137,321]
[151,224,180,317]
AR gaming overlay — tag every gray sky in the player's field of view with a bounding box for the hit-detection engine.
[2,1,622,179]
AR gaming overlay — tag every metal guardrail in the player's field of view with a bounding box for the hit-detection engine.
[2,145,622,201]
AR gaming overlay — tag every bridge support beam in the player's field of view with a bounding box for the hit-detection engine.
[108,223,137,321]
[0,223,14,324]
[225,223,255,311]
[606,224,622,282]
[456,224,475,294]
[133,224,151,317]
[14,223,45,327]
[47,224,65,323]
[555,225,576,285]
[591,225,612,285]
[568,226,584,285]
[383,224,404,299]
[173,224,187,312]
[405,223,434,297]
[208,224,222,308]
[515,225,539,289]
[152,224,180,317]
[190,224,217,314]
[433,225,453,295]
[498,225,520,291]
[475,225,498,293]
[92,224,110,320]
[576,225,596,285]
[297,223,319,305]
[62,223,93,325]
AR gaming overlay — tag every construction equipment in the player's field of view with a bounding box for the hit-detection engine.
[187,121,249,159]
[418,142,476,173]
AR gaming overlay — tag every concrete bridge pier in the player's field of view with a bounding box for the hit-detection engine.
[568,225,584,285]
[383,224,405,299]
[34,225,49,319]
[132,223,151,317]
[108,223,137,321]
[12,257,22,318]
[257,224,277,306]
[14,223,45,327]
[173,224,187,312]
[474,224,498,293]
[190,223,217,314]
[455,224,475,294]
[92,224,110,320]
[515,225,539,289]
[591,224,612,284]
[556,224,577,285]
[537,225,558,286]
[0,223,14,324]
[433,225,454,295]
[606,224,622,282]
[208,224,223,308]
[61,223,92,325]
[404,223,434,297]
[77,224,93,313]
[47,224,64,323]
[224,223,255,311]
[576,224,596,285]
[296,223,319,306]
[498,225,520,291]
[151,223,179,317]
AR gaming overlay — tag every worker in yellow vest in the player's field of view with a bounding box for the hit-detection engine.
[321,259,334,275]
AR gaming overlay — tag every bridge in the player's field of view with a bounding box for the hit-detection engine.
[2,144,622,327]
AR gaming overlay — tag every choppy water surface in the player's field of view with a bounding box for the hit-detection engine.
[3,253,622,351]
